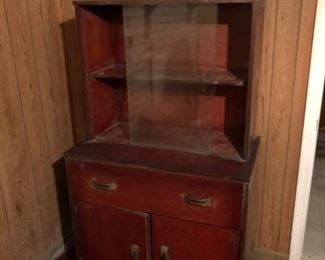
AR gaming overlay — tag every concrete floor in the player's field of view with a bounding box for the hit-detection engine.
[302,156,325,260]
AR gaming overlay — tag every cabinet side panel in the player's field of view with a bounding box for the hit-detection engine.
[77,5,124,136]
[219,4,252,159]
[245,2,264,157]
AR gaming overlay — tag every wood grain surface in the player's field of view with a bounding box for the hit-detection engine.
[246,0,317,256]
[0,0,75,259]
[0,0,317,258]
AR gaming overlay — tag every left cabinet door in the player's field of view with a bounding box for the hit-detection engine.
[74,202,150,260]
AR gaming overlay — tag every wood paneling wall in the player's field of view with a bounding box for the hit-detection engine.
[0,0,78,259]
[246,0,317,256]
[0,0,317,259]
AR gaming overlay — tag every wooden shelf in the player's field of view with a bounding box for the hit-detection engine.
[92,64,244,86]
[91,122,243,161]
[92,65,126,80]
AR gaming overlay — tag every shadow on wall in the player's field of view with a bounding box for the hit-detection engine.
[60,18,87,144]
[51,17,87,258]
[53,158,73,252]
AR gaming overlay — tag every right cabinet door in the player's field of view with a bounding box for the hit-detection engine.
[152,215,240,260]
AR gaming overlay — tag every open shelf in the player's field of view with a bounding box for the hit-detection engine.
[91,64,244,86]
[92,64,126,80]
[80,3,253,159]
[91,122,243,161]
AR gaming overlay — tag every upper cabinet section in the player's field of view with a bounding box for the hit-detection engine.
[75,0,263,161]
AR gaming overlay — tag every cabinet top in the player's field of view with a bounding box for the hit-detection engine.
[65,138,260,183]
[74,0,263,5]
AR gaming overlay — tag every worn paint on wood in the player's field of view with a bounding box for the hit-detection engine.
[0,0,317,258]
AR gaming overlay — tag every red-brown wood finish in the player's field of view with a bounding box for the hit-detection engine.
[66,1,263,260]
[76,5,127,136]
[74,202,150,260]
[67,159,245,228]
[152,215,240,260]
[75,2,258,160]
[66,137,259,179]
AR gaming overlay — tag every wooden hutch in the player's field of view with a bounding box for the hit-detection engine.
[65,0,264,259]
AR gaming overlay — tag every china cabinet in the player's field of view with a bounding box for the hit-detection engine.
[65,0,264,259]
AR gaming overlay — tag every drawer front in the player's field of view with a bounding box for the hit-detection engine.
[67,160,245,229]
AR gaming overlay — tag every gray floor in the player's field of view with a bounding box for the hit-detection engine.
[302,156,325,260]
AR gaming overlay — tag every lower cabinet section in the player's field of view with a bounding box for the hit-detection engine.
[75,203,150,260]
[67,159,248,259]
[152,215,240,260]
[74,202,240,260]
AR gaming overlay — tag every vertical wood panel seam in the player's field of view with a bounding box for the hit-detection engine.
[262,1,300,250]
[258,0,279,245]
[30,0,59,161]
[36,0,67,161]
[26,0,58,162]
[0,185,16,259]
[277,0,312,251]
[0,2,16,257]
[261,0,303,249]
[24,0,56,244]
[276,0,303,250]
[2,0,46,248]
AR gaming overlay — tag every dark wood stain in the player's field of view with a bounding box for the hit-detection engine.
[66,1,263,259]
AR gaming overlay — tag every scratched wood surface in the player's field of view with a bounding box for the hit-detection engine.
[64,0,317,256]
[0,0,317,259]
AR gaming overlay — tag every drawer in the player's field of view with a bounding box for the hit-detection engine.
[67,159,245,229]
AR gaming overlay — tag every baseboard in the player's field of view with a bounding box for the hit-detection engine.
[49,240,66,260]
[46,236,73,260]
[246,248,288,260]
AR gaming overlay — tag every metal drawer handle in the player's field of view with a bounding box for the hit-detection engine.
[185,195,211,207]
[92,179,117,192]
[160,245,169,260]
[131,244,139,260]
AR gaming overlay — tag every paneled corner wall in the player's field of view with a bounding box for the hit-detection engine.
[0,0,83,259]
[246,0,317,257]
[0,0,317,259]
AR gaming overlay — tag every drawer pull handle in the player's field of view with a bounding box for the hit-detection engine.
[130,244,139,260]
[185,195,211,207]
[160,245,169,260]
[92,180,117,191]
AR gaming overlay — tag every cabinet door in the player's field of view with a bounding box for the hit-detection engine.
[75,202,150,260]
[152,215,240,260]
